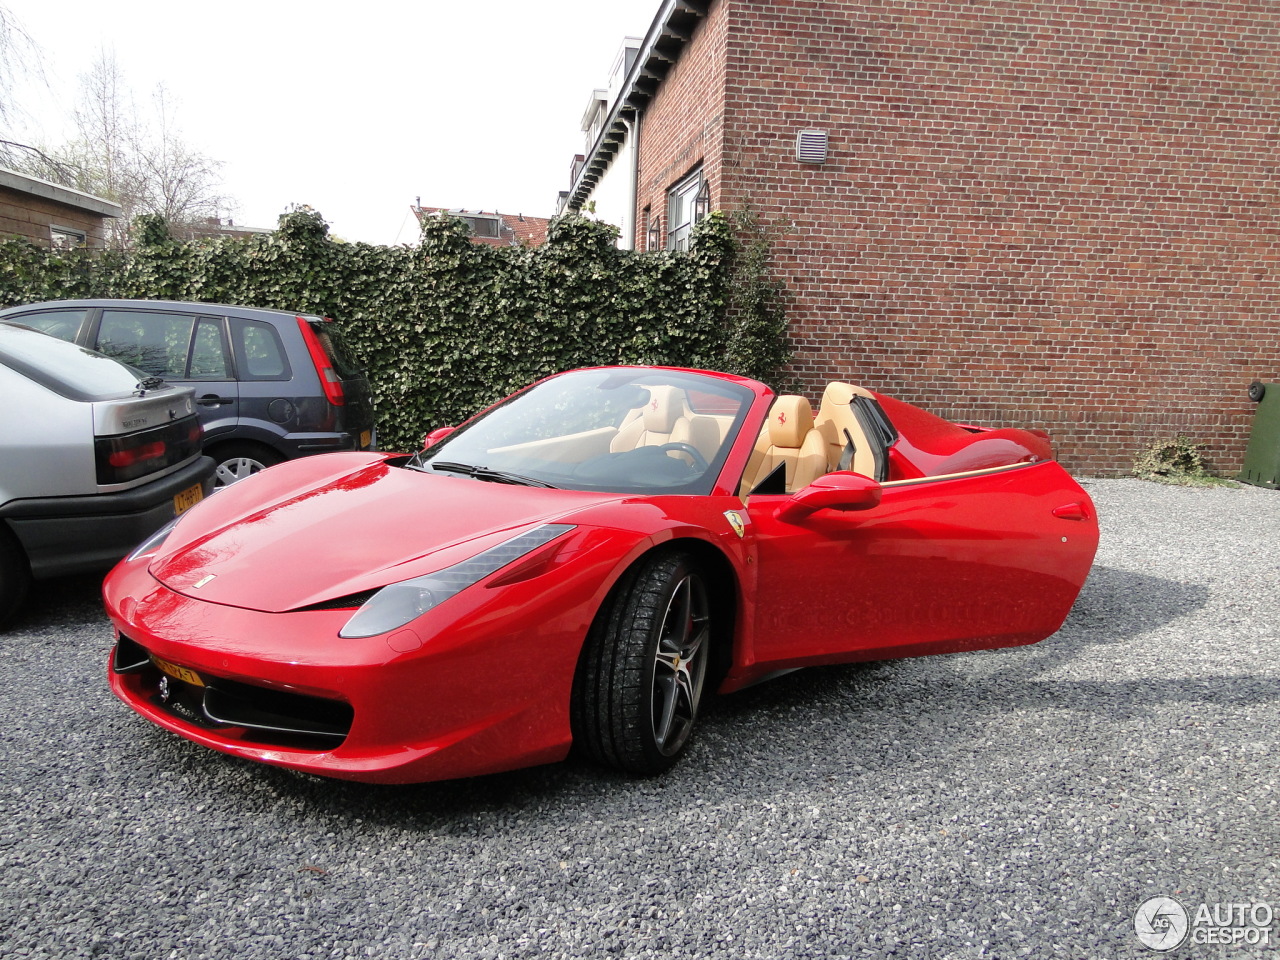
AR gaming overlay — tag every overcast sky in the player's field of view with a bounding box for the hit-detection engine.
[4,0,660,244]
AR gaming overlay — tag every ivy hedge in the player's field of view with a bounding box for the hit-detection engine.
[0,209,789,451]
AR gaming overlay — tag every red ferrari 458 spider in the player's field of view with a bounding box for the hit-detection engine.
[105,366,1097,784]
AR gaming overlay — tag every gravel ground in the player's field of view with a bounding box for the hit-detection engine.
[1,478,1277,959]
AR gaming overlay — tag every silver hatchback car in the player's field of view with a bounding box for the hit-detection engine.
[0,323,215,626]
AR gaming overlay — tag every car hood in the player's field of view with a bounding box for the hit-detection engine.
[149,454,619,613]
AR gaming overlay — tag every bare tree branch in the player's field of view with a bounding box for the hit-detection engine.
[0,5,45,128]
[0,138,83,182]
[11,49,230,247]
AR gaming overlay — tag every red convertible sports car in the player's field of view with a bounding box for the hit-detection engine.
[105,366,1098,784]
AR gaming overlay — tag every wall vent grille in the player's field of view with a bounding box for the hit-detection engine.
[796,129,829,164]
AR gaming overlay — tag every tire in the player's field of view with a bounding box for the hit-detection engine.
[0,525,32,629]
[1248,380,1266,403]
[211,442,282,488]
[573,550,711,775]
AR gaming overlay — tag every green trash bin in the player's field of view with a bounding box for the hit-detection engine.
[1238,381,1280,489]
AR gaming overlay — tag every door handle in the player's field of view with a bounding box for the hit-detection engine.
[1052,502,1090,521]
[197,394,232,406]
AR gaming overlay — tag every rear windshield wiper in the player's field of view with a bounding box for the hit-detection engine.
[429,461,557,488]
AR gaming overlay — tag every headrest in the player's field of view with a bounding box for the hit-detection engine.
[768,395,814,448]
[820,382,856,409]
[819,381,876,412]
[643,385,686,433]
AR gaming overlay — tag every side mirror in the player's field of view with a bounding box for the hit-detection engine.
[422,426,455,448]
[776,472,883,524]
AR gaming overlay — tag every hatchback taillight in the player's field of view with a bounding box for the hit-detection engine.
[298,316,346,407]
[108,440,166,467]
[95,419,203,485]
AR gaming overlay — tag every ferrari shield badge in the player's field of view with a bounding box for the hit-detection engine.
[723,510,746,539]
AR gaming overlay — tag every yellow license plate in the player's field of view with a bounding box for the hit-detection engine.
[173,483,203,515]
[151,655,204,687]
[360,429,372,449]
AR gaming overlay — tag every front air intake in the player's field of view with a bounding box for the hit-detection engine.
[201,679,353,745]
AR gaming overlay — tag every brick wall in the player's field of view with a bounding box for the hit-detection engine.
[0,186,111,248]
[634,0,730,249]
[635,0,1280,475]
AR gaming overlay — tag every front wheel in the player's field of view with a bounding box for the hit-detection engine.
[573,550,711,775]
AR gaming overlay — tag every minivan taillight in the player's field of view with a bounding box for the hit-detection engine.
[298,316,346,407]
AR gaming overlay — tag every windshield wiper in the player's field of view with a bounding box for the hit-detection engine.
[428,461,558,488]
[428,460,478,475]
[472,466,558,488]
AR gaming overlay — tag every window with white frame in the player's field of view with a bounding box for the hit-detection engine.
[461,215,502,239]
[666,167,704,251]
[50,225,87,249]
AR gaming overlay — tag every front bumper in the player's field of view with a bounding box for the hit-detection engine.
[102,547,600,784]
[281,429,375,456]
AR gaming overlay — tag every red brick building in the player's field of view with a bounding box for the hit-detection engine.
[413,206,550,247]
[565,0,1280,475]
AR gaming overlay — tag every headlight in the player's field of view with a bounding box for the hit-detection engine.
[126,518,179,561]
[339,524,576,638]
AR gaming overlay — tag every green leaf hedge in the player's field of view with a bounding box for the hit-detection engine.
[0,208,789,451]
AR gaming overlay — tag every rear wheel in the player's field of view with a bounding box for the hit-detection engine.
[0,525,32,629]
[211,442,282,488]
[573,550,711,774]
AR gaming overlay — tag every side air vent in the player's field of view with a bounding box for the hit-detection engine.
[796,129,829,164]
[112,633,152,673]
[296,589,379,612]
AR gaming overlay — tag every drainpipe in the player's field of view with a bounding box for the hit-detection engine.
[622,115,640,251]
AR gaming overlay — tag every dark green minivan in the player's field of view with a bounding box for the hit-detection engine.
[0,299,377,486]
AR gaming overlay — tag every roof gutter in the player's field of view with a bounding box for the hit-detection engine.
[0,165,123,218]
[566,0,710,212]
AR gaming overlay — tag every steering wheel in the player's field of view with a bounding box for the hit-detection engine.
[657,442,709,471]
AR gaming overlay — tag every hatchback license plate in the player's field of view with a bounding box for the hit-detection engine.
[151,655,204,687]
[173,484,203,515]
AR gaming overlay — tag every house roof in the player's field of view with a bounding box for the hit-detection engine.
[178,218,274,241]
[0,165,123,218]
[567,0,710,211]
[414,206,551,247]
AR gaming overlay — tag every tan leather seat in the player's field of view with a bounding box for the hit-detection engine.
[611,385,688,453]
[813,382,882,480]
[739,395,827,495]
[669,414,721,463]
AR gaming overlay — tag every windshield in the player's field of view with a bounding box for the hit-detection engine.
[413,368,755,494]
